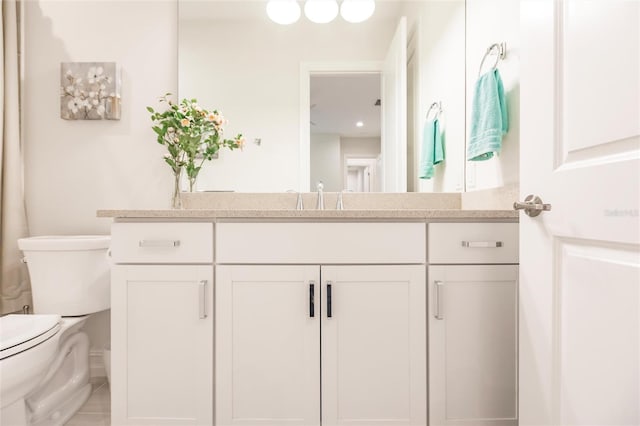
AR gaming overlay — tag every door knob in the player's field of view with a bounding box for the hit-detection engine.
[513,194,551,217]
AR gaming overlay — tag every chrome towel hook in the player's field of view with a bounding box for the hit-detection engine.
[425,101,442,121]
[478,42,506,77]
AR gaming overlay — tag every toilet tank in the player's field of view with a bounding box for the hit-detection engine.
[18,236,111,316]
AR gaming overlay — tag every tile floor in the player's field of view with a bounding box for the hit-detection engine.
[64,377,110,426]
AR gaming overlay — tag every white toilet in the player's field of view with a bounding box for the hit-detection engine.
[0,236,110,426]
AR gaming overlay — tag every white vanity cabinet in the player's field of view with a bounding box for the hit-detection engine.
[110,222,214,426]
[428,223,519,426]
[215,222,427,426]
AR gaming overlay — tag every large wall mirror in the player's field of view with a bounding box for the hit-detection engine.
[179,0,519,193]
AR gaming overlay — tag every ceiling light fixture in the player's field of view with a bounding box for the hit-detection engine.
[266,0,301,25]
[340,0,375,23]
[304,0,339,24]
[356,121,364,127]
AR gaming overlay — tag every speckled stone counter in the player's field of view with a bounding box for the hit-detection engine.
[97,192,519,220]
[97,209,517,220]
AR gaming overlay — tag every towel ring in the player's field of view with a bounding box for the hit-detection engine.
[426,101,442,121]
[478,42,506,77]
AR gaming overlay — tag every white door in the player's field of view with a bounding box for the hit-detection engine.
[429,265,518,426]
[520,1,640,425]
[321,265,427,425]
[215,265,321,426]
[111,265,213,426]
[381,17,407,192]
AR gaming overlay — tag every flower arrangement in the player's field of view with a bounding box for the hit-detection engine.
[147,94,244,207]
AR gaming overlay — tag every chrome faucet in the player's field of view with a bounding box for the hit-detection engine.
[336,191,344,210]
[316,182,324,210]
[286,190,304,210]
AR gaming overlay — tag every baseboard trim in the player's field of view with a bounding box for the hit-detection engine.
[89,349,107,378]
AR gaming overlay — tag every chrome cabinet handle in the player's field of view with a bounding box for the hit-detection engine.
[138,240,181,248]
[433,281,444,320]
[461,241,503,248]
[199,280,208,319]
[513,194,551,217]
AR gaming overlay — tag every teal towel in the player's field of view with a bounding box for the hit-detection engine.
[419,118,444,179]
[467,69,508,161]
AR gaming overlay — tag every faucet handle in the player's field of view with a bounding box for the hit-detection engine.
[296,192,304,210]
[316,181,324,210]
[336,191,344,210]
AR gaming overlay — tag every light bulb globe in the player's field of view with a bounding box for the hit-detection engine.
[266,0,301,25]
[304,0,339,24]
[340,0,375,23]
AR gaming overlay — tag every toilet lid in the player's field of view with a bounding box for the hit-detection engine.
[0,314,61,360]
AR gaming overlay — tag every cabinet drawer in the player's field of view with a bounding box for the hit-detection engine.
[217,222,425,264]
[111,222,213,264]
[428,223,518,264]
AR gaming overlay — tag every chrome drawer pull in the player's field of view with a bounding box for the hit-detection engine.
[461,241,503,248]
[434,281,444,320]
[199,280,208,319]
[138,240,181,248]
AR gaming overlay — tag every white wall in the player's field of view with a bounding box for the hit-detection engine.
[179,16,396,192]
[24,0,178,235]
[310,134,341,192]
[413,0,466,193]
[23,0,178,351]
[465,0,520,191]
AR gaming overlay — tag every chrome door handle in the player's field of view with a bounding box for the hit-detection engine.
[199,280,208,319]
[139,240,181,248]
[433,281,444,320]
[513,194,551,217]
[461,241,503,248]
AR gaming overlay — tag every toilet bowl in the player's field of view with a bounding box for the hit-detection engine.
[0,235,110,426]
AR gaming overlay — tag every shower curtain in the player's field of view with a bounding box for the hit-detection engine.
[1,0,31,314]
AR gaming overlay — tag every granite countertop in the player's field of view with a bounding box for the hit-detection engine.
[97,209,518,219]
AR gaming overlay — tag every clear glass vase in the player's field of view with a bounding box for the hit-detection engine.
[188,176,197,193]
[171,171,183,209]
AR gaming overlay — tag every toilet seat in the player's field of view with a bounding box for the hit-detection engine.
[0,315,61,360]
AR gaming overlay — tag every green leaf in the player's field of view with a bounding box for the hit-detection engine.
[146,106,154,113]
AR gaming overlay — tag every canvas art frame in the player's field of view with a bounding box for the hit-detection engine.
[60,62,121,120]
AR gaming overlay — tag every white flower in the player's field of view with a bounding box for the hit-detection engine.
[76,78,82,85]
[66,85,74,93]
[87,66,104,84]
[92,99,99,106]
[67,97,83,114]
[167,127,175,133]
[100,84,106,90]
[65,69,73,76]
[89,91,96,98]
[96,105,105,116]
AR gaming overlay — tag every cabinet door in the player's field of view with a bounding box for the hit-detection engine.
[429,265,518,426]
[321,265,427,425]
[216,265,321,426]
[111,265,213,426]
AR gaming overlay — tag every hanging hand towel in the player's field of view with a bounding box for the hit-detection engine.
[467,69,508,161]
[419,118,444,179]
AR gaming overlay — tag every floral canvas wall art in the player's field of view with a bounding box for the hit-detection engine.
[60,62,121,120]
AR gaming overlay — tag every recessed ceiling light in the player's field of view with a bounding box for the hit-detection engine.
[356,121,364,127]
[340,0,376,23]
[266,0,301,25]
